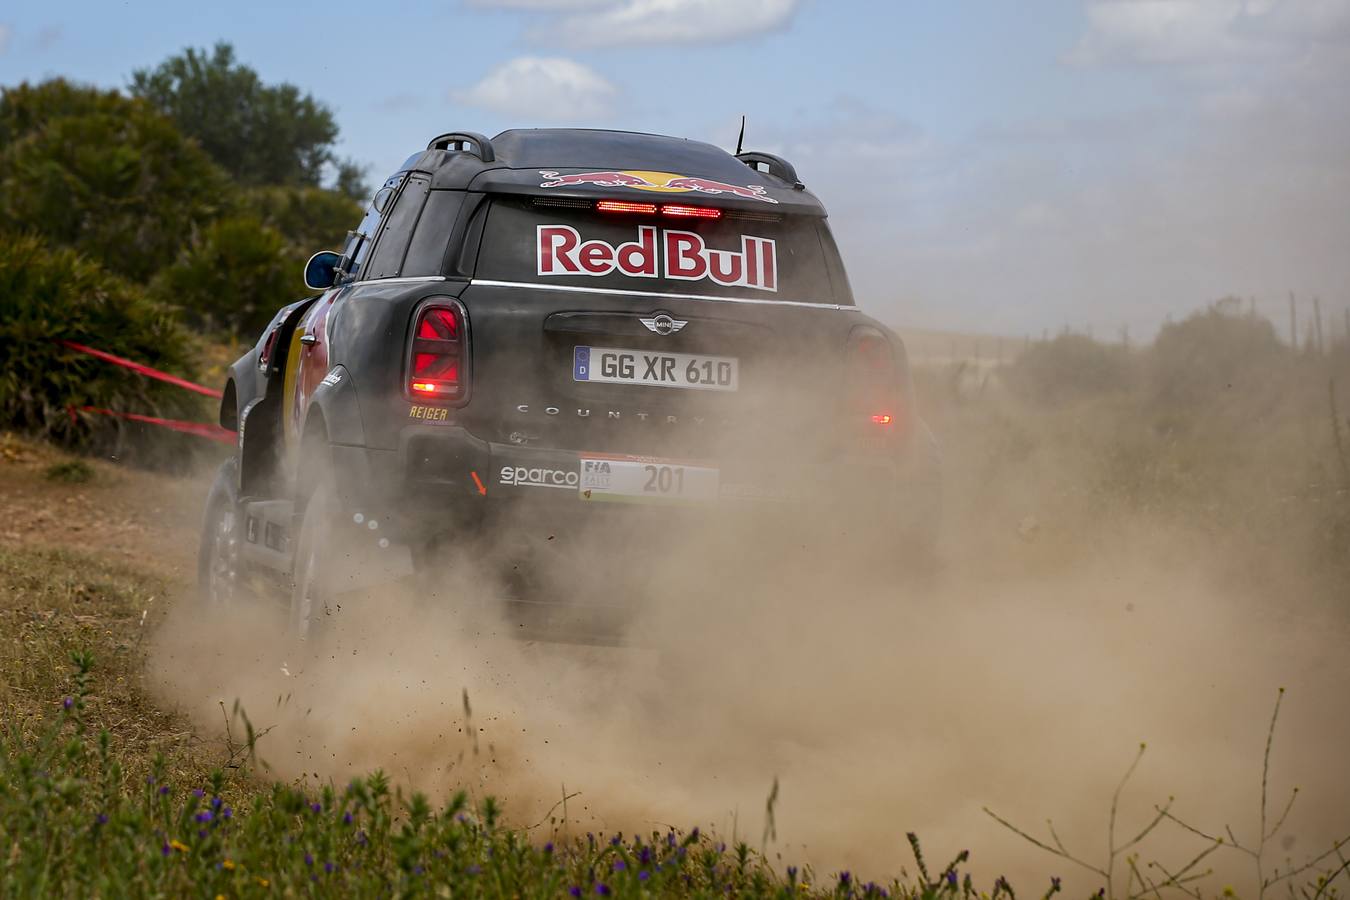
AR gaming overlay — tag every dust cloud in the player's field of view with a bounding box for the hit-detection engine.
[149,397,1350,894]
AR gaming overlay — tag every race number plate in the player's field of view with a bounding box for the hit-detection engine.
[573,346,738,391]
[578,455,720,504]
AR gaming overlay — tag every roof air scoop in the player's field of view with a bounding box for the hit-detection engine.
[427,131,496,163]
[736,151,804,190]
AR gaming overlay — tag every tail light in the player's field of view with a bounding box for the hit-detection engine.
[846,327,899,428]
[406,300,469,403]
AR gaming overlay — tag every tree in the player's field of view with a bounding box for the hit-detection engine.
[0,80,229,282]
[130,43,344,189]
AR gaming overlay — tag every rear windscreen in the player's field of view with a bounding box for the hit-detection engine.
[475,197,849,305]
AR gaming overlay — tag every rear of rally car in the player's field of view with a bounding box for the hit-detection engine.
[349,132,939,629]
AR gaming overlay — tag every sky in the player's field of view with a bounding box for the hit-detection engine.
[1,0,1348,338]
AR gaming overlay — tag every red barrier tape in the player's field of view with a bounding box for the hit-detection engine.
[73,406,236,445]
[60,340,223,399]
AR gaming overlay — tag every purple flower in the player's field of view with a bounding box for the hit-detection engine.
[192,789,205,799]
[947,871,958,887]
[343,811,353,825]
[311,802,322,814]
[95,813,108,826]
[840,871,852,886]
[689,827,699,841]
[145,775,155,785]
[305,853,315,866]
[787,867,798,881]
[467,865,482,876]
[195,811,212,823]
[211,796,222,809]
[414,865,425,876]
[158,786,169,796]
[222,808,232,820]
[63,697,74,710]
[197,829,208,839]
[544,842,554,854]
[325,862,336,875]
[569,888,582,898]
[613,860,626,871]
[161,843,171,857]
[639,847,652,864]
[610,835,621,847]
[595,884,611,896]
[667,832,676,847]
[639,871,650,882]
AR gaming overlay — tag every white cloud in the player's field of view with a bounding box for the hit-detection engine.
[452,56,618,121]
[0,24,12,55]
[526,0,801,48]
[1068,0,1350,66]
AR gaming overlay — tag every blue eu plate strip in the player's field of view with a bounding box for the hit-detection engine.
[573,346,591,382]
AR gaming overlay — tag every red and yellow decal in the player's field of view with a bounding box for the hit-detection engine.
[538,170,778,204]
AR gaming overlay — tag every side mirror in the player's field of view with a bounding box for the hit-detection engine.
[304,251,342,291]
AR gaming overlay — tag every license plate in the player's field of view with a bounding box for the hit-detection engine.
[578,455,720,504]
[573,346,738,391]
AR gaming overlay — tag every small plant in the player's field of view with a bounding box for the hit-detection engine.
[43,459,94,483]
[987,691,1350,900]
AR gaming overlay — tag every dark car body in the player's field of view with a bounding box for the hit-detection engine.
[207,128,939,635]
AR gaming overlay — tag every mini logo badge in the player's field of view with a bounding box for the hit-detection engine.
[640,314,688,336]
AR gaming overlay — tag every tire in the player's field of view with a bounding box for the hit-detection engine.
[288,471,339,643]
[198,457,247,608]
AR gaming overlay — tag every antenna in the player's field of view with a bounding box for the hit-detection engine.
[735,115,746,156]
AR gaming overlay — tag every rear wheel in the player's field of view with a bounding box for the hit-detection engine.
[198,457,246,608]
[289,473,338,643]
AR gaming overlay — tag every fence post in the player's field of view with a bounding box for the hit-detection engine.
[1288,292,1297,350]
[1313,296,1325,356]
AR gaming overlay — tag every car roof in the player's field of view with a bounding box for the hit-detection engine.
[397,127,827,216]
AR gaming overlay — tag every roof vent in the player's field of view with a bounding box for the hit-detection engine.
[427,131,496,163]
[736,151,803,190]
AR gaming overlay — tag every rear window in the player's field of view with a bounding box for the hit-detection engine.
[475,197,849,305]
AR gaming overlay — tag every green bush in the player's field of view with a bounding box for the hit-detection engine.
[244,183,361,257]
[0,80,229,282]
[0,232,206,446]
[150,215,298,337]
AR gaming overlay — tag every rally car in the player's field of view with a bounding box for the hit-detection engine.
[198,128,941,641]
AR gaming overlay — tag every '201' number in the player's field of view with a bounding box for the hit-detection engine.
[643,465,685,494]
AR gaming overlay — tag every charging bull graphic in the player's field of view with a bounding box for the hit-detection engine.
[538,170,779,203]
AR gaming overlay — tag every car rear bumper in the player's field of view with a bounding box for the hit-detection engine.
[328,422,939,544]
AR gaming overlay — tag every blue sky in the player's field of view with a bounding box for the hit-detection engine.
[2,1,1348,338]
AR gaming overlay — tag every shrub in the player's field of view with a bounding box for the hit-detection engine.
[150,215,298,337]
[0,232,206,446]
[1149,301,1286,414]
[1004,333,1134,405]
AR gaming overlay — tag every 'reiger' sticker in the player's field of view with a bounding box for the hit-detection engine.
[408,405,448,422]
[536,225,776,292]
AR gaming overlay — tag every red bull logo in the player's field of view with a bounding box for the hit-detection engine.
[538,170,778,204]
[537,224,777,292]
